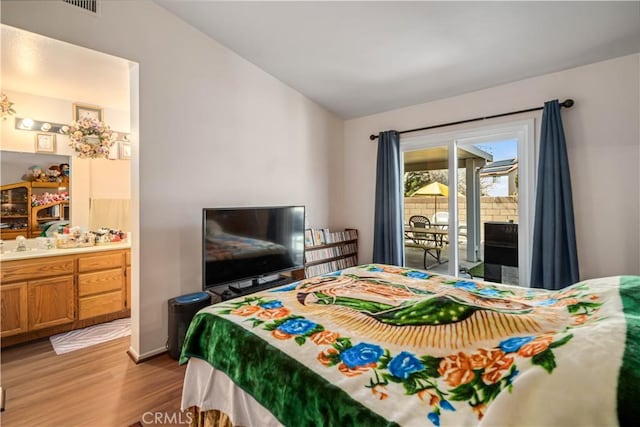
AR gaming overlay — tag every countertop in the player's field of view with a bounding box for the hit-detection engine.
[0,241,131,261]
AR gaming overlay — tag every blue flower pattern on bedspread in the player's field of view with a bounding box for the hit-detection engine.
[259,300,283,309]
[453,281,478,290]
[499,336,534,353]
[340,343,384,369]
[277,318,317,335]
[388,351,425,379]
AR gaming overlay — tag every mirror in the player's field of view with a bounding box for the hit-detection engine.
[1,150,131,238]
[1,151,71,238]
[1,25,132,239]
[1,151,70,185]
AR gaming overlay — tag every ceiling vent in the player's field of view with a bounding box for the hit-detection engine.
[62,0,98,14]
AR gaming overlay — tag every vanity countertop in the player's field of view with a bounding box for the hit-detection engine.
[0,241,131,261]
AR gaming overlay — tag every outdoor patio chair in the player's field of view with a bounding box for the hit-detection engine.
[408,215,431,241]
[406,215,446,269]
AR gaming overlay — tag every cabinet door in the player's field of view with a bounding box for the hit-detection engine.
[1,183,30,240]
[28,276,75,330]
[1,282,28,337]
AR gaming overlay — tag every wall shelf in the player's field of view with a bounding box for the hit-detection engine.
[304,229,358,277]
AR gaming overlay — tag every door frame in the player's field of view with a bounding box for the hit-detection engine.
[400,119,536,285]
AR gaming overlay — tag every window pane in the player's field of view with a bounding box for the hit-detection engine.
[403,145,450,273]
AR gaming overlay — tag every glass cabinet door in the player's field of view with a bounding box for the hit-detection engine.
[1,184,30,239]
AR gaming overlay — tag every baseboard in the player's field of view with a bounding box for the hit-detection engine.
[127,345,167,364]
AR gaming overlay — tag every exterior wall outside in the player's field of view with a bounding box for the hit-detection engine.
[1,0,344,356]
[343,54,640,280]
[405,196,518,244]
[479,172,517,197]
[405,196,519,226]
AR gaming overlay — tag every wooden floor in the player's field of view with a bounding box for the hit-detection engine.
[0,336,187,427]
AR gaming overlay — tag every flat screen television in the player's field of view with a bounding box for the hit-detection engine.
[202,206,305,290]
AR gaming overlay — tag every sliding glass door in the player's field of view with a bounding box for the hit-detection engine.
[401,120,535,286]
[403,145,451,273]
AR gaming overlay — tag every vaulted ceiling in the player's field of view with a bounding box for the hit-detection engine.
[3,2,639,120]
[155,1,640,118]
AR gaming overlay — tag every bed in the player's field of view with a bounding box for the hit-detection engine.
[181,264,640,426]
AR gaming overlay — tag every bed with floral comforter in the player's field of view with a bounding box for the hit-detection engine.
[181,264,640,426]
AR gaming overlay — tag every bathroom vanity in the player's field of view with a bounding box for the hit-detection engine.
[0,242,131,347]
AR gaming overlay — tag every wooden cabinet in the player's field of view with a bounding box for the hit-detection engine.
[1,282,28,337]
[0,256,75,283]
[28,276,75,330]
[78,269,124,319]
[1,257,75,336]
[79,269,123,297]
[0,248,130,346]
[78,252,124,272]
[1,181,70,239]
[0,182,30,240]
[77,252,125,320]
[304,229,358,277]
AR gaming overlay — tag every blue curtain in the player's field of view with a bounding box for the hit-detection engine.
[373,130,404,266]
[531,100,579,289]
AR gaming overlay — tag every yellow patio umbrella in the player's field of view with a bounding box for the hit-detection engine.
[410,181,449,217]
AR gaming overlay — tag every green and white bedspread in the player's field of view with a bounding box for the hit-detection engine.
[181,264,640,426]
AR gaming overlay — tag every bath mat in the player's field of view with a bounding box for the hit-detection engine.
[49,317,131,355]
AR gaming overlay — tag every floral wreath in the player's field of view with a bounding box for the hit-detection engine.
[64,117,116,159]
[1,93,16,120]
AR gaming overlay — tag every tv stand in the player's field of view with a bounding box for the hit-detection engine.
[219,271,302,302]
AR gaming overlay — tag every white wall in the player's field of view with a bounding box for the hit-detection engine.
[1,0,343,357]
[343,54,640,280]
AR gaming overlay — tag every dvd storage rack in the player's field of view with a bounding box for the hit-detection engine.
[304,228,358,278]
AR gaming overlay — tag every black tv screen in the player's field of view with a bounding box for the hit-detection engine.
[202,206,305,289]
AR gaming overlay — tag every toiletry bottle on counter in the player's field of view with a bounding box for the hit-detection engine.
[15,236,27,252]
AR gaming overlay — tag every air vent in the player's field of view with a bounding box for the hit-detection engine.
[62,0,98,14]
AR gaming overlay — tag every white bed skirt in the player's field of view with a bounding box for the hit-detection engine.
[181,358,282,427]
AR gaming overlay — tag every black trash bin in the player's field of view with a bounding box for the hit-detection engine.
[484,222,518,284]
[167,291,211,360]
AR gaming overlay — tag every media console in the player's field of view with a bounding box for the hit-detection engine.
[212,269,304,302]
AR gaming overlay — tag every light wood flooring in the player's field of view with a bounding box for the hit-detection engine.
[0,336,187,427]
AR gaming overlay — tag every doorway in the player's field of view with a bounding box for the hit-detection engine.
[0,24,140,350]
[401,120,535,286]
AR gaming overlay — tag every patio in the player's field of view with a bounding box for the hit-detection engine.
[404,242,484,278]
[404,145,493,269]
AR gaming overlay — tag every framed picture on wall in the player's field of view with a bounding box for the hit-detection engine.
[120,142,131,160]
[35,133,56,153]
[73,103,103,122]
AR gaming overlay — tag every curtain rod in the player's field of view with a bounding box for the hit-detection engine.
[369,99,574,140]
